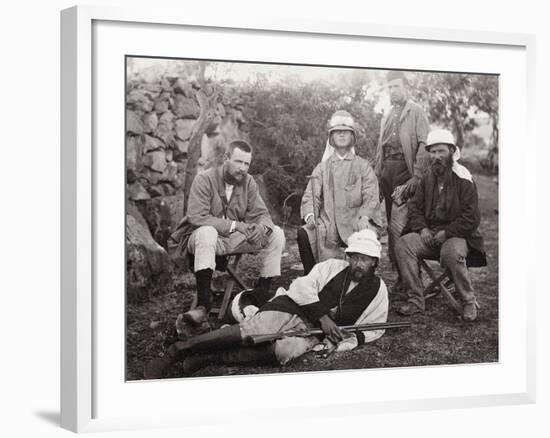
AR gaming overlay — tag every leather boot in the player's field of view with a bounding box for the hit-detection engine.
[144,325,243,379]
[297,227,315,275]
[175,324,243,354]
[183,269,213,325]
[182,345,277,375]
[194,268,213,309]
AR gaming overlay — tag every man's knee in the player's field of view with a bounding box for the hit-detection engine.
[267,225,285,250]
[190,226,219,248]
[395,233,417,258]
[440,238,468,267]
[273,337,312,365]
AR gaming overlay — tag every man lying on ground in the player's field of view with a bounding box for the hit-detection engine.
[145,229,389,379]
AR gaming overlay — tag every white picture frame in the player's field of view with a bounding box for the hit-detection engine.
[60,5,536,433]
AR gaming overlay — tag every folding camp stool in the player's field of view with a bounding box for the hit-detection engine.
[420,251,487,315]
[188,253,252,320]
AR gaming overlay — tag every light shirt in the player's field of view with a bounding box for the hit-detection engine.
[225,183,236,232]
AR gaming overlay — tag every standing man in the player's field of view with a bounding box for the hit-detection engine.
[394,129,486,320]
[298,110,381,275]
[375,71,430,289]
[170,140,285,324]
[145,229,389,379]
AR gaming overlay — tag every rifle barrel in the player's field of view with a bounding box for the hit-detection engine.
[242,321,411,347]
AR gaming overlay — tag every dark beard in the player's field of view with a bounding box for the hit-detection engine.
[223,166,246,186]
[431,154,453,176]
[350,265,376,283]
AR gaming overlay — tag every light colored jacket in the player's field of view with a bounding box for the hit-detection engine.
[374,99,430,179]
[186,165,274,235]
[301,152,381,259]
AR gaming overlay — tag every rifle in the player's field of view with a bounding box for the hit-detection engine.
[242,321,411,347]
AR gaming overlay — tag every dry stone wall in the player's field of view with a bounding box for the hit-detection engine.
[126,74,248,302]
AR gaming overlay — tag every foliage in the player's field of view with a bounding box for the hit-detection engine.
[232,74,381,223]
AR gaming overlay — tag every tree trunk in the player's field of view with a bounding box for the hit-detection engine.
[183,63,218,213]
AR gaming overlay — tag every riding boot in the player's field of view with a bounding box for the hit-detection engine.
[143,324,243,380]
[297,227,315,275]
[194,268,213,310]
[174,324,243,354]
[182,344,278,375]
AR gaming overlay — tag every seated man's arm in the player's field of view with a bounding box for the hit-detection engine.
[186,174,233,235]
[444,179,481,239]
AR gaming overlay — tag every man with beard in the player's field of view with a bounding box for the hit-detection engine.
[298,110,381,275]
[394,129,486,321]
[145,229,388,379]
[374,71,430,290]
[170,139,285,324]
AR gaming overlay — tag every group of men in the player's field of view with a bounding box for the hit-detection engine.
[144,70,486,379]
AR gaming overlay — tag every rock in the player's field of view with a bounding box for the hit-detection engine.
[127,89,153,112]
[136,195,185,249]
[160,77,172,92]
[165,149,173,162]
[159,161,178,182]
[147,184,176,198]
[127,110,144,135]
[143,150,168,173]
[142,134,165,153]
[154,122,174,146]
[128,181,150,201]
[126,135,143,173]
[141,82,162,96]
[172,94,200,119]
[159,110,175,124]
[127,168,137,184]
[141,168,161,185]
[126,203,172,302]
[173,78,194,97]
[174,119,195,141]
[175,140,189,154]
[154,97,170,114]
[143,112,158,133]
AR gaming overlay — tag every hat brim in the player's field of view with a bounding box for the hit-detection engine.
[425,142,457,151]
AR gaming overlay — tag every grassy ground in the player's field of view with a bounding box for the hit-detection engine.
[126,173,498,380]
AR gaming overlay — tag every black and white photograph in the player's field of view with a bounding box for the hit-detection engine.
[125,56,499,381]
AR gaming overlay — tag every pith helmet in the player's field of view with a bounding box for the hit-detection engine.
[425,129,457,151]
[345,229,381,259]
[327,110,357,135]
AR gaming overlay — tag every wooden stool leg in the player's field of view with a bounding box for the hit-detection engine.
[420,260,462,315]
[217,255,248,321]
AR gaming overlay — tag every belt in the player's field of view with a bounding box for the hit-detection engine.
[384,154,405,161]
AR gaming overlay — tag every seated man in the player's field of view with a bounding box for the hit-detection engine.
[145,229,388,379]
[395,129,486,321]
[298,110,381,275]
[170,139,285,324]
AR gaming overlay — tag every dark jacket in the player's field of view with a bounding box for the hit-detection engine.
[403,170,485,262]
